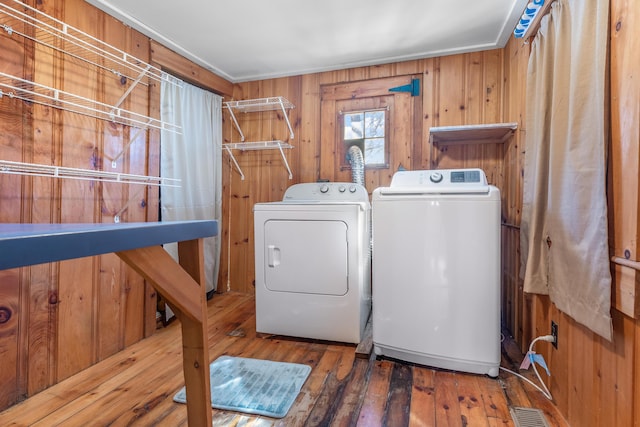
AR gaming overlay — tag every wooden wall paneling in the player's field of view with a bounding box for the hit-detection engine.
[0,2,27,206]
[501,35,529,349]
[226,158,251,295]
[464,52,484,172]
[502,34,521,337]
[515,36,528,343]
[56,0,101,381]
[481,50,505,187]
[276,75,301,188]
[0,11,24,400]
[422,58,436,170]
[502,228,517,336]
[411,70,424,172]
[394,59,423,78]
[0,267,20,409]
[319,92,337,182]
[390,91,412,183]
[567,320,598,427]
[146,66,163,336]
[324,68,349,87]
[299,73,321,183]
[121,26,151,347]
[635,317,640,427]
[227,82,258,294]
[431,55,465,170]
[321,75,413,100]
[348,66,368,83]
[25,0,62,398]
[254,79,274,295]
[436,55,466,128]
[148,41,233,98]
[97,11,127,362]
[609,0,640,316]
[368,63,393,80]
[483,49,504,125]
[597,310,634,427]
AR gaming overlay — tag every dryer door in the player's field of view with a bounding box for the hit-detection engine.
[263,219,348,295]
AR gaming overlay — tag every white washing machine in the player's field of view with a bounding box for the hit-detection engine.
[372,168,501,377]
[253,182,371,344]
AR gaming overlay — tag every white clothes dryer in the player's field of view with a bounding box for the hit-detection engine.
[253,182,371,344]
[372,168,501,377]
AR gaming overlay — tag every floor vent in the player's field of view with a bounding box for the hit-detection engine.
[510,407,551,427]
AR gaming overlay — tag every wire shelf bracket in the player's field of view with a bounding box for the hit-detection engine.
[113,185,147,223]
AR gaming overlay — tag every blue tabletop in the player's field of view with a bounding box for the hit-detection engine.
[0,221,218,270]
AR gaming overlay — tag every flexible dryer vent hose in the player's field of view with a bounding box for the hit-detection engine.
[347,145,365,186]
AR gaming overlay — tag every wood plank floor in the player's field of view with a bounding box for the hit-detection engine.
[0,292,569,426]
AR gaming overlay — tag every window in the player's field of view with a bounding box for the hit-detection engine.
[340,108,388,169]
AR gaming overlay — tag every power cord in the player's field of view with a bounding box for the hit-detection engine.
[500,334,554,400]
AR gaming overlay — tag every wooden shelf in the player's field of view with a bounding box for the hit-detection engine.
[429,123,518,146]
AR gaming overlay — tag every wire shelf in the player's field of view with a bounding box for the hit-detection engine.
[0,0,170,87]
[223,140,294,151]
[0,71,180,132]
[225,96,295,141]
[0,160,180,187]
[224,96,294,113]
[222,141,293,180]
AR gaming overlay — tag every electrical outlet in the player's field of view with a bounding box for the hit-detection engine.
[551,320,558,349]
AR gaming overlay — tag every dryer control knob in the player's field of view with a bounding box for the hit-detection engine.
[338,185,346,193]
[320,184,330,193]
[430,172,443,183]
[349,185,357,193]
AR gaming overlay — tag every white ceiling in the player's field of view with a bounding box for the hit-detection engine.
[85,0,528,83]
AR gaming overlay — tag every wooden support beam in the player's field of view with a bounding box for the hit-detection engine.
[116,240,212,427]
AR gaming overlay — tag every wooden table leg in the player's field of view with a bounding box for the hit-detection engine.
[116,240,212,427]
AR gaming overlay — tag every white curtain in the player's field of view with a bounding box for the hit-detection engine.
[160,73,222,294]
[520,0,612,340]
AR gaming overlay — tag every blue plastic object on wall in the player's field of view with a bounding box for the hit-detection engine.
[513,0,545,39]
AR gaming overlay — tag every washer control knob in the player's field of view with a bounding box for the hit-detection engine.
[338,185,346,193]
[320,184,329,193]
[349,185,357,193]
[430,172,443,183]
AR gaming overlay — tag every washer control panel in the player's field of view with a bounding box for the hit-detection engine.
[390,168,488,189]
[283,182,369,202]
